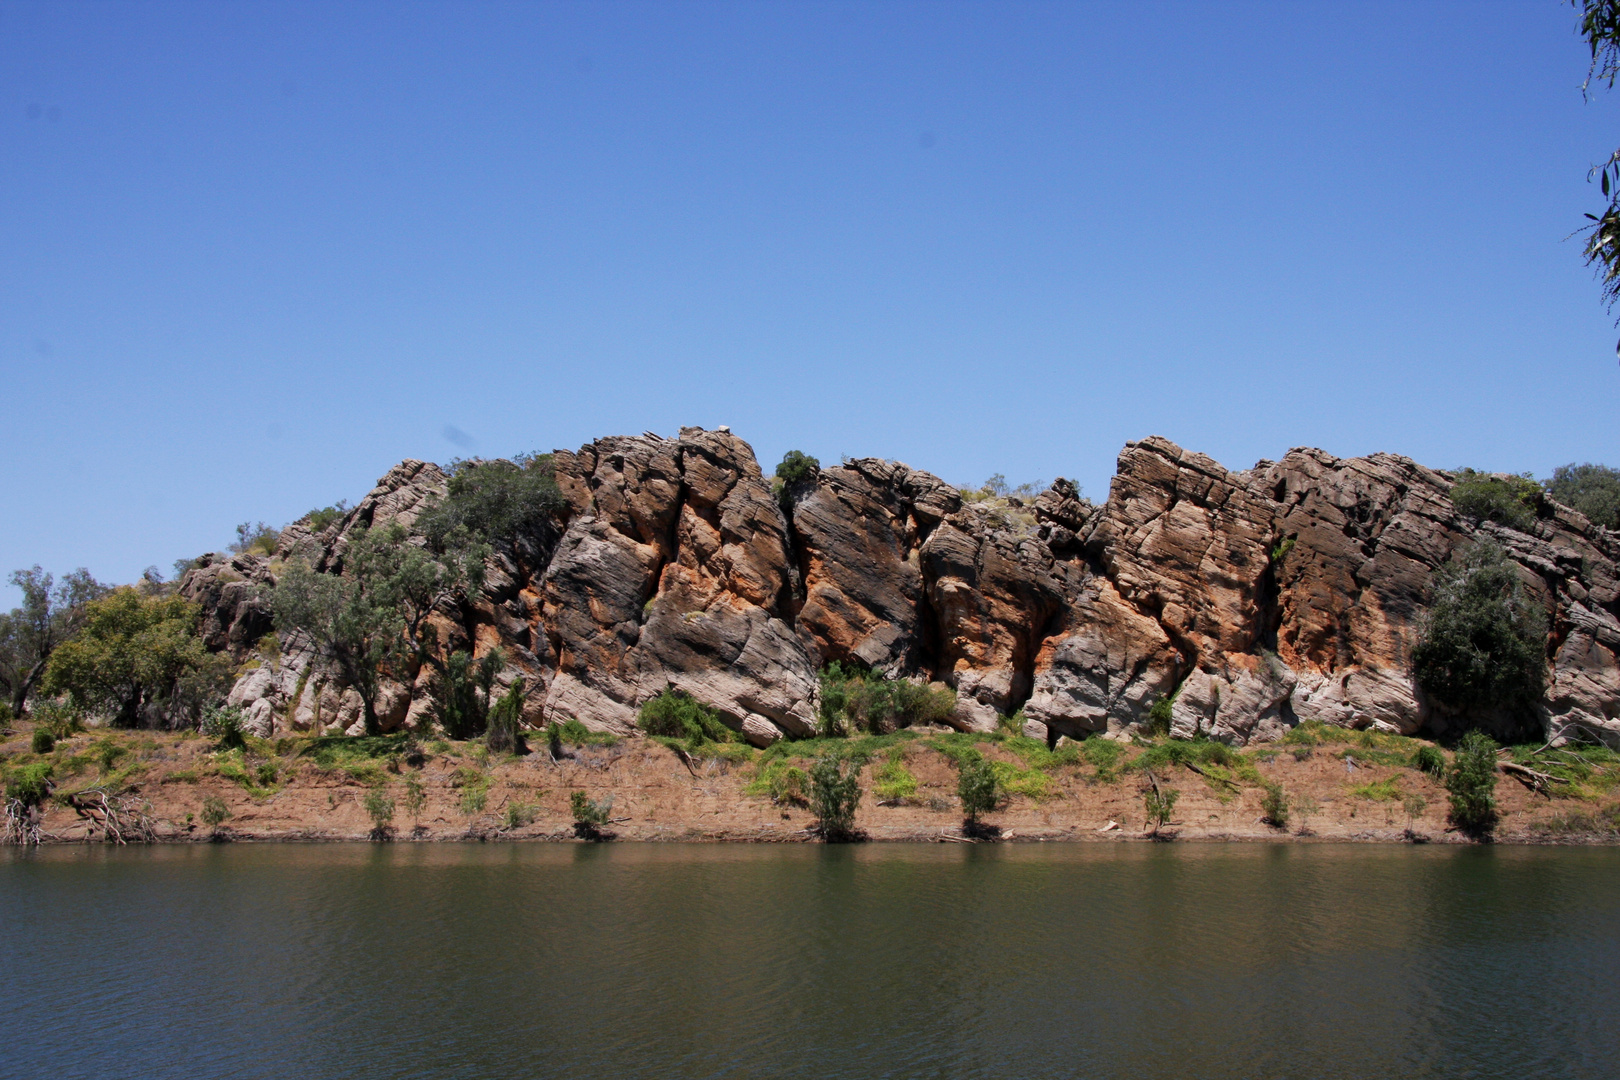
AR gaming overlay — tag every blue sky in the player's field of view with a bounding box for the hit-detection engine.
[2,1,1617,600]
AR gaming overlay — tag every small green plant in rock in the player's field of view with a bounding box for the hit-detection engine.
[809,754,862,841]
[1412,744,1446,777]
[1445,729,1500,837]
[30,729,54,754]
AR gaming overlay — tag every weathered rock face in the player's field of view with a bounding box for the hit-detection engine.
[190,430,1620,748]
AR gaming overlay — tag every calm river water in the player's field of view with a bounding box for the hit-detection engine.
[2,842,1616,1079]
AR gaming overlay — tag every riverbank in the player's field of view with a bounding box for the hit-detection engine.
[5,720,1618,845]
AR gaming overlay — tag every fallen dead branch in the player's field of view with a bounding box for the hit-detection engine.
[66,787,156,844]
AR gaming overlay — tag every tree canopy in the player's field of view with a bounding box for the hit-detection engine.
[1545,462,1620,528]
[0,566,106,717]
[1575,1,1620,323]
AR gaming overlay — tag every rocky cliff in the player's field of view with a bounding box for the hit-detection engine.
[183,428,1620,748]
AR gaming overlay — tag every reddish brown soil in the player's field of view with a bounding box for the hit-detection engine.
[7,726,1617,846]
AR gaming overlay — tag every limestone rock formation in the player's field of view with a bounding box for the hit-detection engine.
[187,429,1620,748]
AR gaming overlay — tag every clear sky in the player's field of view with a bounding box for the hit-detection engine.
[3,1,1617,601]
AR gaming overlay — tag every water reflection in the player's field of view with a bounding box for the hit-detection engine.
[2,843,1616,1079]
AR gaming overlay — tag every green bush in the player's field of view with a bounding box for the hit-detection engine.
[1144,784,1180,834]
[809,754,861,840]
[403,775,426,819]
[1260,781,1289,828]
[746,759,810,805]
[231,522,280,557]
[638,689,732,746]
[1448,469,1540,531]
[956,751,1001,824]
[570,790,611,826]
[1445,730,1500,836]
[417,456,566,553]
[30,729,54,754]
[505,801,537,829]
[302,500,351,532]
[775,450,821,486]
[4,761,53,807]
[1412,541,1547,728]
[1081,736,1124,779]
[1147,695,1174,736]
[363,789,395,832]
[817,663,955,736]
[1412,744,1446,777]
[200,795,232,828]
[200,703,246,750]
[485,678,526,755]
[436,649,503,740]
[1544,462,1620,530]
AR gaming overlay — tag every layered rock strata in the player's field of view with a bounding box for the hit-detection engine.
[188,430,1620,747]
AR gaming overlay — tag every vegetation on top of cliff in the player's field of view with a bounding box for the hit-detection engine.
[418,454,566,555]
[1448,470,1542,531]
[1412,541,1548,732]
[772,450,819,512]
[1544,462,1620,530]
[230,522,280,557]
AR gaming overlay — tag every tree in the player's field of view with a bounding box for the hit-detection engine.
[231,522,280,556]
[809,754,861,841]
[1545,462,1620,529]
[417,455,566,560]
[484,677,526,754]
[1411,541,1548,734]
[956,751,1001,829]
[1445,729,1500,836]
[271,522,484,735]
[1448,470,1540,531]
[42,588,211,728]
[435,648,503,739]
[1576,0,1620,324]
[0,566,107,717]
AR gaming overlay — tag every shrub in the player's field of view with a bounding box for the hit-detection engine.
[200,795,232,829]
[817,662,955,736]
[570,790,611,825]
[200,703,246,750]
[1544,462,1620,530]
[1448,469,1540,531]
[484,678,526,755]
[956,751,1001,824]
[1402,793,1428,830]
[1445,730,1500,836]
[1081,736,1123,780]
[1147,695,1173,736]
[1412,541,1548,729]
[5,762,53,807]
[231,522,280,557]
[1144,784,1180,834]
[638,689,732,746]
[775,450,821,486]
[1260,782,1289,828]
[30,729,54,754]
[1412,744,1446,777]
[403,775,426,820]
[302,500,351,532]
[436,649,502,740]
[363,789,395,835]
[809,754,861,840]
[417,456,566,554]
[505,801,537,829]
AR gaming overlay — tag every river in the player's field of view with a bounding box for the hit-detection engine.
[2,842,1616,1079]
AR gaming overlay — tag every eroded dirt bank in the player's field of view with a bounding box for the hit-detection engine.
[9,722,1617,846]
